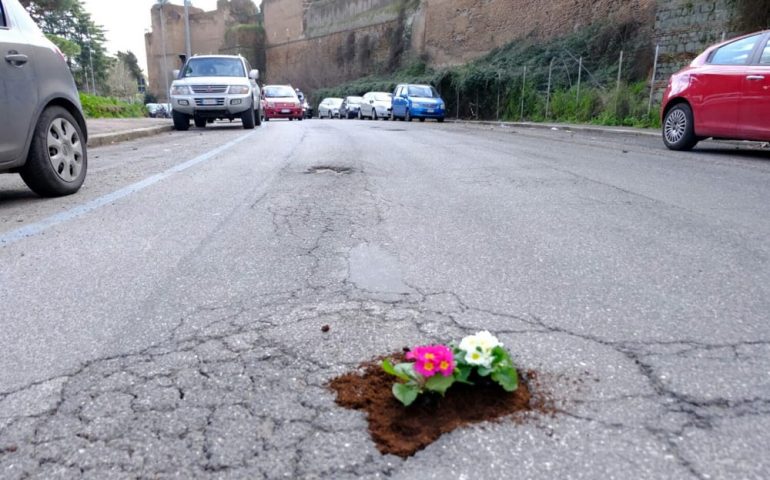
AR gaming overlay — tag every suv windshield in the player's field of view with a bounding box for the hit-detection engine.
[182,58,245,78]
[264,86,296,97]
[407,86,439,98]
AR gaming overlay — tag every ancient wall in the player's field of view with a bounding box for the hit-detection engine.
[263,0,658,91]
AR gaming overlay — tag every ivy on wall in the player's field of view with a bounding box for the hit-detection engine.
[733,0,770,32]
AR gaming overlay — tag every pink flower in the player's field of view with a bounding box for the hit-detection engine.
[405,345,455,378]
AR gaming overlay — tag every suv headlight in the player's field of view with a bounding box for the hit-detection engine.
[228,85,250,95]
[170,85,191,95]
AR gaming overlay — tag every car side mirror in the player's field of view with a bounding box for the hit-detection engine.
[249,69,259,80]
[172,69,180,79]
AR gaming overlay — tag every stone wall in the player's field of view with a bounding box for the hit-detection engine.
[654,0,736,79]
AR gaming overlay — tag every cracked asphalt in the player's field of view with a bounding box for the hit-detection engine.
[1,119,769,479]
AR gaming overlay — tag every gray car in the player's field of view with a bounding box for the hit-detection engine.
[0,0,88,197]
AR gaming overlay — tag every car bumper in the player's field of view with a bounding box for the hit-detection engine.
[410,106,445,118]
[171,95,252,116]
[265,107,303,118]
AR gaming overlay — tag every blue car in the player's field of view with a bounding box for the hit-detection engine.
[391,84,446,122]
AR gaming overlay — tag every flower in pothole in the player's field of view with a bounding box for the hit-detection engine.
[406,345,455,377]
[459,330,502,353]
[464,348,493,368]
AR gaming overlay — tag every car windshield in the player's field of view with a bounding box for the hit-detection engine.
[182,58,245,78]
[264,86,296,98]
[407,86,438,98]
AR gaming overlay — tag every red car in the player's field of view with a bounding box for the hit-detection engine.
[661,30,770,150]
[262,85,303,121]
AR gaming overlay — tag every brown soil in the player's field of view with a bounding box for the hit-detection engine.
[329,354,539,458]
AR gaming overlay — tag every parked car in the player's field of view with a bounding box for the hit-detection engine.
[661,30,770,150]
[391,84,446,122]
[146,103,171,118]
[169,54,261,130]
[340,96,364,119]
[262,85,303,121]
[0,0,88,197]
[359,92,393,120]
[318,98,343,118]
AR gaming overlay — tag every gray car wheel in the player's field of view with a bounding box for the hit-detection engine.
[20,106,87,197]
[662,103,698,151]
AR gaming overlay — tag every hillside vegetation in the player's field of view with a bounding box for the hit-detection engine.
[313,20,660,127]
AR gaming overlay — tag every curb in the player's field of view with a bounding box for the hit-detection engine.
[88,125,175,148]
[449,119,660,139]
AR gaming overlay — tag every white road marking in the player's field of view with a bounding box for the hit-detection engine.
[0,131,256,246]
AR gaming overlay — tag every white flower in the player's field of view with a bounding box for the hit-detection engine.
[459,330,502,354]
[464,348,493,368]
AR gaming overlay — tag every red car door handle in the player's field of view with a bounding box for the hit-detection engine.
[746,75,765,81]
[4,52,28,66]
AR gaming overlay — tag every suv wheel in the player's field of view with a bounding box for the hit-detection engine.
[194,116,207,128]
[173,111,190,131]
[20,106,87,197]
[256,108,262,126]
[242,108,256,129]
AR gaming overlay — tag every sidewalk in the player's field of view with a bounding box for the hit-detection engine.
[451,119,659,138]
[86,118,174,148]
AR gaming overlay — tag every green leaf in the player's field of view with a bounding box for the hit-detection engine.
[424,374,455,395]
[394,362,417,381]
[392,383,420,406]
[477,366,493,377]
[455,365,474,384]
[382,359,411,382]
[491,367,519,392]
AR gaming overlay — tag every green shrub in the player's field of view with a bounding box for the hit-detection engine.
[79,93,146,118]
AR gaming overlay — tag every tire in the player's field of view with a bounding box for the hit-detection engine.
[373,110,378,121]
[265,117,270,122]
[662,103,698,151]
[194,116,207,128]
[19,106,87,197]
[173,110,190,131]
[405,109,412,122]
[298,116,303,121]
[256,108,262,126]
[242,107,256,129]
[437,117,445,123]
[419,118,425,122]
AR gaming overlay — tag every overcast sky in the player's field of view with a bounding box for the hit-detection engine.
[79,1,231,75]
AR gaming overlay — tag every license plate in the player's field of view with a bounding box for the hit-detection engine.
[427,109,435,113]
[202,99,218,105]
[281,109,291,113]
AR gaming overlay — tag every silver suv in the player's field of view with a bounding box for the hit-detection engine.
[0,0,88,197]
[170,55,262,130]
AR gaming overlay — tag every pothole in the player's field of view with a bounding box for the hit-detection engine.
[328,352,557,458]
[305,166,354,175]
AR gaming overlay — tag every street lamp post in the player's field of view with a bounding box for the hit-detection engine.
[157,0,170,102]
[184,0,192,59]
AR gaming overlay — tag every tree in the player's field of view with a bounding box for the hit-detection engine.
[218,0,259,24]
[21,0,111,93]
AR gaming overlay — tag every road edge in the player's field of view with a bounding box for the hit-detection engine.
[88,125,175,148]
[448,119,660,139]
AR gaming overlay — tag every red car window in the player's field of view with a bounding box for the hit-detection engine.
[709,34,762,65]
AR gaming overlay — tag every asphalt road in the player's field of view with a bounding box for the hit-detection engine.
[1,118,769,479]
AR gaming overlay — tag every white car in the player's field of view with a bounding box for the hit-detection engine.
[318,97,343,119]
[359,92,393,120]
[169,55,261,130]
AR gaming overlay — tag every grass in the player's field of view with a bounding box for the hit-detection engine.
[79,93,146,118]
